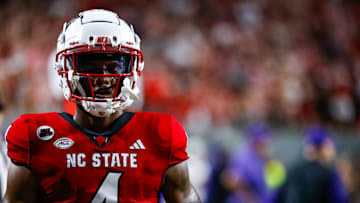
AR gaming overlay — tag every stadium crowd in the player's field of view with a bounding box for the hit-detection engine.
[0,0,360,202]
[0,0,359,127]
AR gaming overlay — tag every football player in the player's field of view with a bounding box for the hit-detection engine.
[3,9,200,203]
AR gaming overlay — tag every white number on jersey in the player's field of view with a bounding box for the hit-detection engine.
[91,172,123,203]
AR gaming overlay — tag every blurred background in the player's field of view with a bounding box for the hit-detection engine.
[0,0,360,202]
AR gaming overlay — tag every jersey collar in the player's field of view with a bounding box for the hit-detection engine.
[59,112,134,147]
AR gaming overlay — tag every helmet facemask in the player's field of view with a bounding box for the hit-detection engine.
[66,52,133,100]
[56,42,143,117]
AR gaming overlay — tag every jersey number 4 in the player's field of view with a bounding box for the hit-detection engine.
[91,172,123,203]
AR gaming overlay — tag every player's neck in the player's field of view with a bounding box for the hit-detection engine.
[73,105,124,133]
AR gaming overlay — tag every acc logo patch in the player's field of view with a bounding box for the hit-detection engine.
[53,137,74,149]
[37,126,55,141]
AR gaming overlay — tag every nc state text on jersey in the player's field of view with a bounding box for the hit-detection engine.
[66,153,138,168]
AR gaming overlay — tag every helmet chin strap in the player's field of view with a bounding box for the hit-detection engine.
[80,78,139,118]
[80,100,117,118]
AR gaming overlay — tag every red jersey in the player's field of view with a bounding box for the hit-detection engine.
[6,112,189,203]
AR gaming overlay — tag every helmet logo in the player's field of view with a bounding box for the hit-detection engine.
[37,126,55,141]
[53,137,74,149]
[97,36,109,43]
